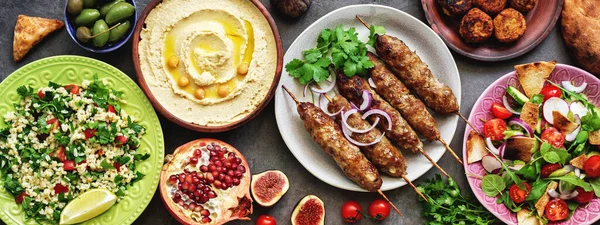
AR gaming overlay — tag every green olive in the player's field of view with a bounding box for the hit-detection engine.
[92,20,110,47]
[100,0,125,17]
[73,8,100,26]
[108,20,131,43]
[75,26,93,43]
[105,2,134,25]
[67,0,84,16]
[82,0,97,8]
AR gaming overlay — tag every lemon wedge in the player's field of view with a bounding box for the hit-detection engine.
[59,188,118,225]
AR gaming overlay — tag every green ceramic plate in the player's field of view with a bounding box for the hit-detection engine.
[0,56,164,225]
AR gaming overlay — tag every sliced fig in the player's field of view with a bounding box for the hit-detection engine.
[159,139,253,225]
[291,195,325,225]
[251,170,290,207]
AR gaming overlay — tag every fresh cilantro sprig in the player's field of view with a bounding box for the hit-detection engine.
[286,25,385,84]
[417,175,499,225]
[368,25,385,47]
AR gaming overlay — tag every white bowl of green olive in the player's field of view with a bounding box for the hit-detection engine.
[65,0,137,53]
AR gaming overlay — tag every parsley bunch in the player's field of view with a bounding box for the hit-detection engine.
[285,25,385,84]
[417,175,499,225]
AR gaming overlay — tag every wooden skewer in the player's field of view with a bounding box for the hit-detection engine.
[282,86,404,216]
[438,138,463,165]
[456,112,480,134]
[378,190,404,217]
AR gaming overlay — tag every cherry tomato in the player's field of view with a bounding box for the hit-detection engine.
[84,129,96,140]
[15,192,27,204]
[574,187,594,204]
[64,84,80,95]
[46,118,60,132]
[541,163,562,178]
[114,162,121,172]
[584,155,600,178]
[63,160,76,171]
[115,135,128,147]
[341,200,362,222]
[53,183,69,194]
[255,215,276,225]
[491,102,513,119]
[541,127,565,148]
[53,146,67,162]
[484,118,507,141]
[509,182,531,204]
[37,90,45,99]
[107,105,116,114]
[545,199,569,221]
[540,86,562,102]
[368,199,390,221]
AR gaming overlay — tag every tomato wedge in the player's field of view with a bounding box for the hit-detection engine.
[53,146,67,162]
[584,155,600,178]
[541,127,564,149]
[15,192,28,204]
[64,84,80,95]
[484,118,507,141]
[37,90,45,99]
[63,160,76,171]
[491,102,513,119]
[540,86,562,102]
[545,199,569,221]
[107,105,116,114]
[46,118,60,132]
[574,187,594,204]
[509,182,531,204]
[54,183,69,194]
[541,163,562,178]
[115,135,128,147]
[84,128,96,140]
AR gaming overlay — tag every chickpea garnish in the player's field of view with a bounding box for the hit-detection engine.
[178,77,190,87]
[237,62,249,75]
[167,55,179,68]
[194,88,205,99]
[217,85,230,97]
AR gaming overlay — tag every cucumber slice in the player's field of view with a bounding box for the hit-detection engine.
[506,86,529,105]
[536,117,542,134]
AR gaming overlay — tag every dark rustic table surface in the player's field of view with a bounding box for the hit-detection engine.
[0,0,586,224]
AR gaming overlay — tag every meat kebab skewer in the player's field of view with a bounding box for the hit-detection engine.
[336,73,450,177]
[324,94,427,201]
[281,85,404,216]
[367,52,463,165]
[356,16,479,133]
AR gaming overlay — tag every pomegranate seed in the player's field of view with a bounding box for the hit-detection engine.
[177,183,183,189]
[208,191,217,198]
[202,186,210,192]
[224,175,232,184]
[182,182,190,190]
[195,196,201,202]
[227,170,235,177]
[234,171,242,177]
[220,167,228,173]
[185,175,193,183]
[205,173,214,182]
[200,165,208,172]
[194,190,202,196]
[194,205,203,212]
[168,175,178,184]
[224,162,231,169]
[209,165,216,172]
[207,144,214,150]
[190,157,198,164]
[230,162,238,169]
[214,145,221,151]
[221,146,227,151]
[189,185,196,192]
[233,178,240,185]
[214,180,222,188]
[202,217,211,223]
[237,165,246,173]
[209,151,217,157]
[200,196,209,204]
[194,149,202,156]
[184,168,190,173]
[214,161,222,167]
[211,171,219,178]
[172,194,181,202]
[177,200,184,206]
[218,174,225,181]
[192,177,200,184]
[235,158,241,164]
[183,204,189,210]
[215,166,223,174]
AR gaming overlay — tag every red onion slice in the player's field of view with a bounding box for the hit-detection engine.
[507,118,534,137]
[358,90,372,111]
[303,81,314,97]
[562,81,587,93]
[485,137,500,156]
[341,125,385,147]
[342,109,379,134]
[362,109,392,131]
[368,78,376,89]
[548,189,560,198]
[310,76,336,94]
[502,96,521,115]
[561,190,579,200]
[320,102,344,117]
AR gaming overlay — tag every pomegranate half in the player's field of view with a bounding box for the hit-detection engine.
[160,139,253,224]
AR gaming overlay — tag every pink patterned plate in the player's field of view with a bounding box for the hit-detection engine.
[463,64,600,224]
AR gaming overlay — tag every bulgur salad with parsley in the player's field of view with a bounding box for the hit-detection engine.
[0,75,150,223]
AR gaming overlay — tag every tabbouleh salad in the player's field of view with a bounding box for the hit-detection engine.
[0,75,150,223]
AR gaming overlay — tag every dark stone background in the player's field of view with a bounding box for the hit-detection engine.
[0,0,589,224]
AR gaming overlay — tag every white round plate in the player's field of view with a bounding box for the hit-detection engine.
[274,4,460,192]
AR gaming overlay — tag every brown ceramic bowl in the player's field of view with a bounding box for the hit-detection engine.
[421,0,563,61]
[132,0,283,133]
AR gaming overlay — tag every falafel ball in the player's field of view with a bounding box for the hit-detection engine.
[459,8,494,43]
[509,0,536,12]
[473,0,507,15]
[438,0,473,17]
[493,8,526,43]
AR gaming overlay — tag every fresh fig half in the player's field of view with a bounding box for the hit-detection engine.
[251,170,290,207]
[159,139,253,224]
[291,195,325,225]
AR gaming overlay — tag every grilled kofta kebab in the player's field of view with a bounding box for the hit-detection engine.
[356,16,478,131]
[326,94,427,201]
[336,73,450,177]
[367,52,463,165]
[281,86,403,216]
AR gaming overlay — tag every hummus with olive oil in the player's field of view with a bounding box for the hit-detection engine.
[138,0,278,126]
